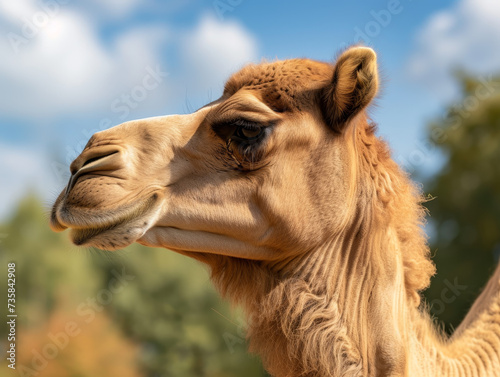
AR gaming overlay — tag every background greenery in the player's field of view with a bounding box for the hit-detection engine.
[423,76,500,333]
[0,76,499,376]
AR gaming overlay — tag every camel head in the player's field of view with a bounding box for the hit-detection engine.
[50,46,379,265]
[49,45,500,377]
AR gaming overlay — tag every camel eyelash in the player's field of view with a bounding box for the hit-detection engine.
[210,119,272,170]
[212,118,268,142]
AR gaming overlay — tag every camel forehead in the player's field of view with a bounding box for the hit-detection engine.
[224,59,333,111]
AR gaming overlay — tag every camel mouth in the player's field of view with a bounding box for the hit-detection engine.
[50,192,162,250]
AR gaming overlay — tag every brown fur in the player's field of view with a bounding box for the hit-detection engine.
[191,115,435,376]
[51,47,500,377]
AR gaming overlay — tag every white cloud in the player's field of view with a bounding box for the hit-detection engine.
[180,14,259,94]
[0,0,168,120]
[0,5,258,121]
[408,0,500,100]
[0,1,37,21]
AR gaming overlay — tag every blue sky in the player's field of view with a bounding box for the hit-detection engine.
[1,0,500,219]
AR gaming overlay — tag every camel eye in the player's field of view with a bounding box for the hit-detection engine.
[235,125,263,140]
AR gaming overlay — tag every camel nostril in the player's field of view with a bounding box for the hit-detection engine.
[70,150,120,175]
[66,149,121,194]
[81,150,119,169]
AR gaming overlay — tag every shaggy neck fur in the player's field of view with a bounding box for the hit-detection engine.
[198,115,500,377]
[245,117,426,377]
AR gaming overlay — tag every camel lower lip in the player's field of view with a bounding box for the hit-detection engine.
[53,192,160,231]
[50,192,162,250]
[69,222,149,250]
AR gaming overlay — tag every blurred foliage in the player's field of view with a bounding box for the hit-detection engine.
[0,196,268,376]
[423,75,500,333]
[16,309,142,377]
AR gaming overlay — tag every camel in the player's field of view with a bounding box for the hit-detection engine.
[50,46,500,377]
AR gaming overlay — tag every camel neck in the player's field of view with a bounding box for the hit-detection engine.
[250,223,500,377]
[250,218,411,376]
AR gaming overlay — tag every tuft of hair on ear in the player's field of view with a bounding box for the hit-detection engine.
[321,46,379,132]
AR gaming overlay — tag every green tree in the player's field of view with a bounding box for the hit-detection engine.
[422,75,500,333]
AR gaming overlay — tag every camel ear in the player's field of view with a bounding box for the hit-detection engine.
[321,46,379,132]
